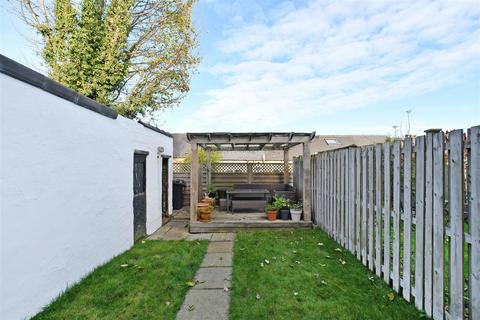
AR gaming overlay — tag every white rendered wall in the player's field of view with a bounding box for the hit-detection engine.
[0,73,173,320]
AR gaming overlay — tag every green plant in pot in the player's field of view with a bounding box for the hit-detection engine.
[290,201,303,222]
[272,196,290,220]
[265,203,277,221]
[207,184,218,199]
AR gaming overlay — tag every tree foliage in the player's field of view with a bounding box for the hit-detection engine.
[15,0,199,119]
[184,148,222,164]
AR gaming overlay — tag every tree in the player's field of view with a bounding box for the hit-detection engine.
[184,148,222,164]
[14,0,199,119]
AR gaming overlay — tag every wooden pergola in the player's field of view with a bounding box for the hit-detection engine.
[187,132,315,223]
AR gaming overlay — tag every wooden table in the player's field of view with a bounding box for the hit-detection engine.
[226,189,270,212]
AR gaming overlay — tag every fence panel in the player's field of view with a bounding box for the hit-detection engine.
[308,126,478,320]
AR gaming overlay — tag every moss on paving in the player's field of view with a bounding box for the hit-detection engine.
[33,240,208,320]
[230,230,425,320]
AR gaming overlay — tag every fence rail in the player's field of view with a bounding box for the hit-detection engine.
[302,126,479,320]
[173,162,293,206]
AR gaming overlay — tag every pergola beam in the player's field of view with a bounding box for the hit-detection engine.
[186,132,315,145]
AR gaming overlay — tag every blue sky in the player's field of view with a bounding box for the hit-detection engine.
[1,0,479,135]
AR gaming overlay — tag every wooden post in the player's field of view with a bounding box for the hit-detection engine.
[403,137,412,301]
[392,140,401,291]
[190,143,199,222]
[206,148,212,186]
[247,162,253,183]
[415,135,425,310]
[469,125,480,320]
[303,141,311,222]
[448,129,464,319]
[283,149,289,184]
[432,130,444,320]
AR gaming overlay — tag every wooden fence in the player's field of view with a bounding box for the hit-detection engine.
[173,162,293,206]
[301,126,479,320]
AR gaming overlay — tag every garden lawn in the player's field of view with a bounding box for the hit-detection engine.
[230,230,424,320]
[33,240,208,320]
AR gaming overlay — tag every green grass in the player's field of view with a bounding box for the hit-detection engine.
[33,240,208,320]
[230,230,425,320]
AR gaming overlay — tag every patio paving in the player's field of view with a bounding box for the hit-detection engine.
[147,219,213,241]
[176,233,235,320]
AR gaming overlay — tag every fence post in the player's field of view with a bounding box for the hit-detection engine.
[362,147,368,266]
[432,130,445,320]
[403,137,413,301]
[470,125,480,320]
[383,142,391,284]
[392,140,401,291]
[448,129,464,319]
[415,136,426,310]
[356,148,362,260]
[303,141,312,222]
[368,145,374,271]
[375,144,383,277]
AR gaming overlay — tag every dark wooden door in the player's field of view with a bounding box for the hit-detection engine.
[133,153,147,241]
[162,157,169,218]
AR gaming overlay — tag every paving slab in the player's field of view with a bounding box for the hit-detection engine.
[186,233,213,241]
[207,241,233,253]
[200,253,232,267]
[193,267,231,289]
[176,289,229,320]
[211,233,235,242]
[161,227,189,240]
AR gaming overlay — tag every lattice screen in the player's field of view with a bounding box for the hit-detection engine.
[212,162,248,173]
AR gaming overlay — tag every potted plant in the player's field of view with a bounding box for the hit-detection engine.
[273,196,290,220]
[207,184,218,199]
[290,202,303,222]
[265,204,277,221]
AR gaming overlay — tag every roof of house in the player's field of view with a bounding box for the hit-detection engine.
[173,133,388,160]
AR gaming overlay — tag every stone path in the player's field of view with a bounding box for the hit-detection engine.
[147,220,213,241]
[176,233,235,320]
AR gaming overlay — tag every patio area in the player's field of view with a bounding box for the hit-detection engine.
[170,207,312,233]
[186,132,315,233]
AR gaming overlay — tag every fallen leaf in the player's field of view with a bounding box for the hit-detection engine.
[165,301,171,306]
[272,256,277,260]
[368,276,375,282]
[320,263,326,267]
[120,264,129,267]
[339,259,346,265]
[256,293,261,300]
[317,242,324,246]
[186,281,195,287]
[387,292,395,301]
[187,305,195,311]
[334,248,343,252]
[240,247,246,251]
[223,287,229,292]
[326,255,332,259]
[294,292,299,296]
[321,280,327,285]
[141,240,146,244]
[295,260,301,264]
[292,250,297,254]
[264,259,270,264]
[260,262,264,267]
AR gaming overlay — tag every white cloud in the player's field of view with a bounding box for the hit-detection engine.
[181,0,480,131]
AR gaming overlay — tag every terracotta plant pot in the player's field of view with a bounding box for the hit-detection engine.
[266,210,277,221]
[197,203,212,222]
[201,197,215,206]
